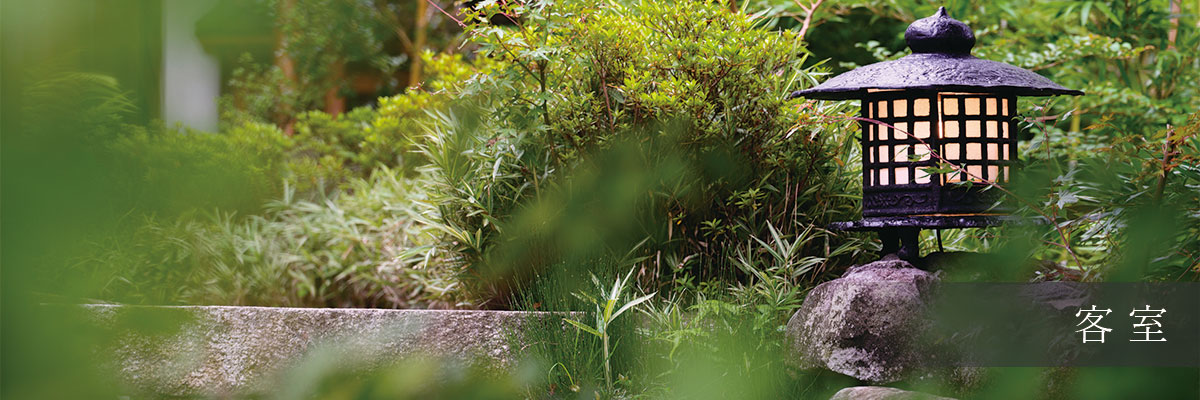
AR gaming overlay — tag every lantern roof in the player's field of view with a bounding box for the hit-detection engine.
[791,7,1083,100]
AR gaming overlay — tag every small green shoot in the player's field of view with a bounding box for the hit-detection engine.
[564,268,656,392]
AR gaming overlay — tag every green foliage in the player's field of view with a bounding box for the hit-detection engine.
[271,346,536,399]
[1025,112,1200,281]
[424,0,865,303]
[219,53,485,197]
[21,71,135,137]
[216,0,467,122]
[69,53,490,308]
[8,0,1199,397]
[564,268,656,392]
[959,0,1200,280]
[90,168,461,308]
[107,122,292,214]
[219,0,401,118]
[729,222,869,315]
[290,53,489,189]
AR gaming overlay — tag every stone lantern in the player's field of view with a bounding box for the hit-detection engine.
[790,7,1082,259]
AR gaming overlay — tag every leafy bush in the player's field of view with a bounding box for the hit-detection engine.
[1016,111,1200,281]
[214,0,466,123]
[287,53,489,186]
[106,121,291,215]
[422,0,869,304]
[65,52,491,308]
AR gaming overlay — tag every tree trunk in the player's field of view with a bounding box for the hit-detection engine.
[274,0,298,135]
[324,58,346,116]
[1167,0,1180,50]
[408,0,429,88]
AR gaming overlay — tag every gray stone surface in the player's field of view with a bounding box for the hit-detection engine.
[85,305,571,396]
[829,386,956,400]
[786,255,938,383]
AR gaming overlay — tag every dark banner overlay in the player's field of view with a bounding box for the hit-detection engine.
[923,283,1199,367]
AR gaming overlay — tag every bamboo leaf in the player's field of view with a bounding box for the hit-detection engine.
[612,292,656,320]
[564,318,602,338]
[1095,3,1121,27]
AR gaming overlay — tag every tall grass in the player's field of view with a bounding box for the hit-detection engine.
[87,167,466,308]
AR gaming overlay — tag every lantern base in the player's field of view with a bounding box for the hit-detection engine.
[830,215,1044,261]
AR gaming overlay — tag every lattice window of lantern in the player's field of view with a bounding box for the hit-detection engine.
[863,90,938,188]
[938,93,1018,184]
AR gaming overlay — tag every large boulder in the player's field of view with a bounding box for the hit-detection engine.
[786,255,938,383]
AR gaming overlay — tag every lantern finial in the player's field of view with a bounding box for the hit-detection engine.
[905,7,975,55]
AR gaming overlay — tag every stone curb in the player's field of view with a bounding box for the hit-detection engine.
[83,305,576,396]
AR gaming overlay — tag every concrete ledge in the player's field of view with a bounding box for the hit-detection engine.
[85,305,571,396]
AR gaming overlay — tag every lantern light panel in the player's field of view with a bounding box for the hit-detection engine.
[863,91,1016,187]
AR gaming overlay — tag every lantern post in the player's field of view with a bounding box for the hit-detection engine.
[791,7,1082,260]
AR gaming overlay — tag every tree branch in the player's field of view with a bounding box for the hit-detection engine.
[793,0,825,41]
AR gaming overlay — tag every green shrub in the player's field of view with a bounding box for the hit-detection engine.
[76,53,496,307]
[421,0,868,303]
[106,121,292,215]
[276,53,491,196]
